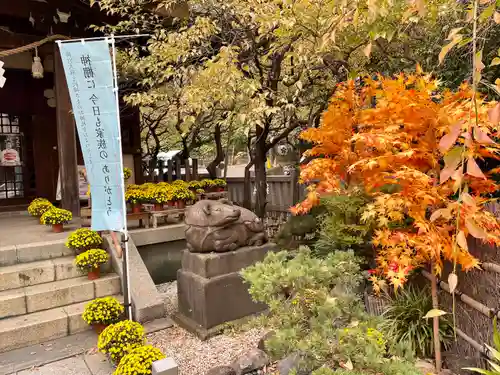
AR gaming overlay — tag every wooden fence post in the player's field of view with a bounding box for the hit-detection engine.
[291,168,299,206]
[148,159,156,182]
[185,159,191,181]
[158,160,165,182]
[167,160,173,182]
[175,157,181,181]
[192,159,198,180]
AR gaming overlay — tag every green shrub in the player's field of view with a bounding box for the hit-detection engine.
[464,317,500,375]
[314,192,372,259]
[379,285,454,358]
[114,345,165,375]
[312,359,423,375]
[242,247,375,370]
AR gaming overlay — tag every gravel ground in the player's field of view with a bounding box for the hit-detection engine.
[148,326,268,375]
[153,281,271,375]
[157,281,178,316]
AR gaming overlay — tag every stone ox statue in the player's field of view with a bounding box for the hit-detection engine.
[184,199,268,253]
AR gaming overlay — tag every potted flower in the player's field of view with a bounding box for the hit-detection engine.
[213,178,227,192]
[200,178,217,192]
[123,167,132,181]
[98,320,145,364]
[82,297,124,333]
[188,180,203,192]
[125,188,146,213]
[65,228,103,254]
[171,185,196,208]
[115,345,166,375]
[28,198,53,218]
[151,185,172,211]
[75,249,109,280]
[40,207,72,233]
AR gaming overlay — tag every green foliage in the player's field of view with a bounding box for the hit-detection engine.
[464,317,500,375]
[114,345,166,375]
[311,359,424,375]
[65,228,103,251]
[275,203,328,248]
[82,297,124,326]
[98,320,145,364]
[242,247,377,369]
[314,192,373,259]
[379,286,454,358]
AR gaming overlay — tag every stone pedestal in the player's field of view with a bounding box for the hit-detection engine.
[174,243,277,339]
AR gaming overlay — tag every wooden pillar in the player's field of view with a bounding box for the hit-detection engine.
[192,159,198,180]
[54,45,80,216]
[133,154,144,184]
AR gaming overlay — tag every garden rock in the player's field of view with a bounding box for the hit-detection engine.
[257,331,275,355]
[415,359,437,375]
[231,348,270,375]
[206,366,237,375]
[277,353,310,375]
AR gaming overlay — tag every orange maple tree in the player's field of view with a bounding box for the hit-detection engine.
[293,69,500,292]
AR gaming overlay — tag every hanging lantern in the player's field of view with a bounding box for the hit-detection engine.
[32,48,44,79]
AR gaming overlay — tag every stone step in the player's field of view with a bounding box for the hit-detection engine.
[0,239,72,267]
[0,256,111,292]
[0,294,123,353]
[0,274,121,319]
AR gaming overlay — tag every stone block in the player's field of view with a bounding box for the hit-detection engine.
[0,245,17,267]
[25,277,95,313]
[0,260,55,292]
[152,357,178,375]
[181,243,277,279]
[0,288,27,319]
[94,274,122,297]
[131,224,186,247]
[103,235,165,322]
[17,240,72,263]
[177,269,266,331]
[0,307,68,352]
[64,295,124,335]
[52,256,83,280]
[63,301,91,335]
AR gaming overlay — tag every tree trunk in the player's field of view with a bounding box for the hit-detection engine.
[254,126,268,218]
[430,262,442,373]
[206,124,224,179]
[243,160,254,210]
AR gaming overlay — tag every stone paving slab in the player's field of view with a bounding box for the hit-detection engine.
[0,331,97,375]
[16,356,92,375]
[0,317,174,375]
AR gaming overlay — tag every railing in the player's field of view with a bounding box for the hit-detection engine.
[143,158,201,182]
[226,172,305,212]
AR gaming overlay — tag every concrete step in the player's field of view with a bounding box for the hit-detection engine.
[0,294,123,353]
[0,274,121,319]
[0,256,111,292]
[0,239,72,267]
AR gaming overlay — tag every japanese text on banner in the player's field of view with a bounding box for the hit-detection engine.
[58,40,125,232]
